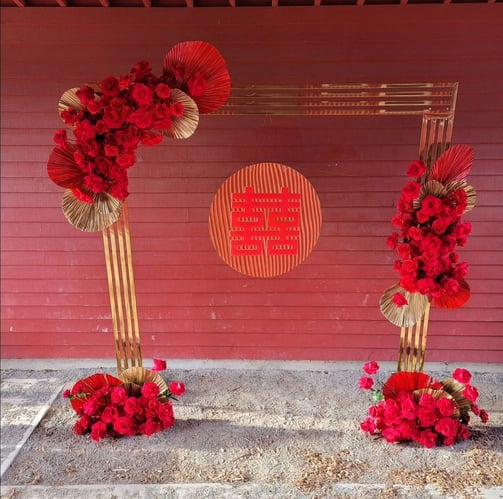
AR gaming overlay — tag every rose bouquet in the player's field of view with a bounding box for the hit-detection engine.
[63,360,185,441]
[47,41,231,232]
[359,362,489,448]
[380,144,476,327]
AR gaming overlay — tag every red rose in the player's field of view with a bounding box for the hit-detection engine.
[101,405,119,424]
[103,107,124,129]
[358,376,374,390]
[104,144,120,157]
[116,152,136,169]
[400,181,421,202]
[452,367,472,385]
[142,418,162,436]
[406,160,427,178]
[435,417,459,438]
[399,397,417,420]
[141,382,160,400]
[113,416,136,436]
[110,386,128,405]
[124,397,143,417]
[436,397,455,417]
[480,410,489,423]
[90,421,108,441]
[74,119,96,143]
[155,83,172,100]
[132,83,154,106]
[362,361,379,375]
[382,427,402,443]
[140,130,163,146]
[152,359,167,372]
[87,99,102,115]
[463,384,479,402]
[74,415,91,435]
[158,402,175,429]
[169,382,185,397]
[418,429,438,448]
[417,408,437,428]
[386,233,399,250]
[170,102,185,118]
[418,393,437,410]
[128,108,153,129]
[101,76,120,97]
[392,292,408,308]
[76,85,95,105]
[360,417,376,435]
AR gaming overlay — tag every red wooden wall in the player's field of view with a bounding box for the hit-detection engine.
[1,6,502,363]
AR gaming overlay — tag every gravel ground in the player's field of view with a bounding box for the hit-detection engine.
[1,363,502,499]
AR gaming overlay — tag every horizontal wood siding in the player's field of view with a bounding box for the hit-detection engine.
[1,6,502,363]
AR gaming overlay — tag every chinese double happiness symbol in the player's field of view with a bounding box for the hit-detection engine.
[209,162,322,277]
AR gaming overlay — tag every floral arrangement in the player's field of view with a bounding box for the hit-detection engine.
[380,144,476,326]
[47,41,231,232]
[63,360,185,441]
[359,362,489,448]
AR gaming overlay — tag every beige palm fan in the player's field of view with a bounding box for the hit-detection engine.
[163,88,200,139]
[119,367,169,397]
[62,189,122,232]
[441,378,472,415]
[445,180,477,213]
[379,283,429,328]
[58,88,83,119]
[163,41,231,114]
[412,180,448,210]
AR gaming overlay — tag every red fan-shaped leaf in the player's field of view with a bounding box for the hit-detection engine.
[383,371,443,399]
[69,373,123,414]
[163,41,231,114]
[428,144,474,184]
[432,280,470,309]
[47,145,84,189]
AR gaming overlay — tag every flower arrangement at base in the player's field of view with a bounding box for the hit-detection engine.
[359,362,489,448]
[63,360,185,441]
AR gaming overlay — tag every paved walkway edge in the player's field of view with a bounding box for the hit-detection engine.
[0,384,64,479]
[1,483,502,498]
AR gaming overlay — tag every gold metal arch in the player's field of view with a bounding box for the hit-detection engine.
[104,81,458,373]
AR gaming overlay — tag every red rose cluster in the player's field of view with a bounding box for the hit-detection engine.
[64,369,185,441]
[52,60,187,203]
[387,152,473,307]
[359,362,489,448]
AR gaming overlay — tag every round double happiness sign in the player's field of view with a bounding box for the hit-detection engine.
[209,162,322,278]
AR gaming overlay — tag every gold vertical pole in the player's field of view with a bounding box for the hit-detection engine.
[102,201,142,374]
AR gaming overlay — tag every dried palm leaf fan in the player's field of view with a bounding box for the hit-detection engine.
[441,378,472,414]
[412,180,448,210]
[382,371,443,399]
[162,88,200,139]
[47,144,85,189]
[428,144,474,184]
[380,283,429,328]
[432,279,470,309]
[119,367,169,397]
[69,373,123,413]
[58,88,83,118]
[445,180,477,213]
[163,41,231,114]
[62,189,122,232]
